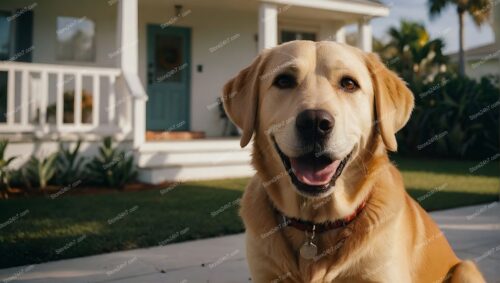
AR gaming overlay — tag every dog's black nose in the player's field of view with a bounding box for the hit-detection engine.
[295,109,334,142]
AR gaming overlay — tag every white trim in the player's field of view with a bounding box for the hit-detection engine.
[39,71,48,128]
[117,0,145,149]
[122,72,147,100]
[92,74,100,127]
[20,70,29,126]
[6,69,15,125]
[74,72,82,126]
[261,0,390,17]
[117,0,139,74]
[108,75,116,124]
[0,61,120,76]
[358,19,372,52]
[0,124,122,133]
[120,72,147,149]
[56,72,64,128]
[259,3,278,51]
[335,26,346,44]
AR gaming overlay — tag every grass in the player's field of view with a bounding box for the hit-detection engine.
[0,157,498,268]
[391,156,499,211]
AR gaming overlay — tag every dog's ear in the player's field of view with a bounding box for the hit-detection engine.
[222,53,267,148]
[365,53,414,152]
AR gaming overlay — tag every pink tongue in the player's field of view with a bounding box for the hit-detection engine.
[290,158,340,186]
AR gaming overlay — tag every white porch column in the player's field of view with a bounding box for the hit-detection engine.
[117,0,139,74]
[258,2,278,51]
[117,0,146,148]
[357,18,372,52]
[335,26,346,44]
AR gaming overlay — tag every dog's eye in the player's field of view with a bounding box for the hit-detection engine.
[273,74,297,89]
[340,76,359,92]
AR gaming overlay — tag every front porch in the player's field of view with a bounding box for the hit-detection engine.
[0,0,388,183]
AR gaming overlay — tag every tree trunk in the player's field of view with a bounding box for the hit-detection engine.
[458,11,466,76]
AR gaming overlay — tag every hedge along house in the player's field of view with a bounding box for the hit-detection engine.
[0,0,389,184]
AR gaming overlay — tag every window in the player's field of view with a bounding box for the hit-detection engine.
[56,16,95,62]
[280,30,317,43]
[0,11,12,60]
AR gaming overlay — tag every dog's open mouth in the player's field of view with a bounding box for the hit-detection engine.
[273,140,352,196]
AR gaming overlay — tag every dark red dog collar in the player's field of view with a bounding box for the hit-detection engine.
[278,200,367,233]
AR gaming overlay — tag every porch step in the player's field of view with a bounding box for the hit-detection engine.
[137,138,254,183]
[138,163,255,184]
[138,139,247,152]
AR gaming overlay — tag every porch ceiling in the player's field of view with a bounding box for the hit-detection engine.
[138,0,259,12]
[263,0,389,19]
[279,6,378,24]
[139,0,389,22]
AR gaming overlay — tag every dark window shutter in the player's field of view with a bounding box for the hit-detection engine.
[14,9,33,62]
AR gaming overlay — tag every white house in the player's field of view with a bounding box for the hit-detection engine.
[448,4,500,84]
[0,0,389,183]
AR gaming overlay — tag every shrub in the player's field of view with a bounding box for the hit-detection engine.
[398,74,500,159]
[55,140,85,185]
[22,153,58,190]
[86,137,137,189]
[0,140,17,198]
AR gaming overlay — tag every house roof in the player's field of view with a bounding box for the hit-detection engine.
[448,42,500,61]
[350,0,387,7]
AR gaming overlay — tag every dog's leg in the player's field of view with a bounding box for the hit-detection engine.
[449,260,486,283]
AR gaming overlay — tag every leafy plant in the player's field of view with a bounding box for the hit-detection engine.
[376,20,499,159]
[22,153,58,190]
[0,140,17,198]
[398,74,500,159]
[86,137,137,189]
[377,21,448,86]
[55,140,85,185]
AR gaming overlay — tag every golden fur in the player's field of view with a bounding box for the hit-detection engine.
[222,41,485,283]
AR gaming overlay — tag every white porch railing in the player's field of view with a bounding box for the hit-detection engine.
[0,61,131,136]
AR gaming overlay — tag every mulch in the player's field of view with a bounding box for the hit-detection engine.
[1,181,173,199]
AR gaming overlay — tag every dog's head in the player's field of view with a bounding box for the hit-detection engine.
[223,41,413,217]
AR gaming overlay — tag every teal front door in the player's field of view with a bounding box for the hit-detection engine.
[146,25,191,131]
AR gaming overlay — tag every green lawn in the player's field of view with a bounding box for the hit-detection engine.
[0,158,498,268]
[391,156,499,211]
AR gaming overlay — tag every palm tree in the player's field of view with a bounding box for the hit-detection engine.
[428,0,492,76]
[381,21,447,86]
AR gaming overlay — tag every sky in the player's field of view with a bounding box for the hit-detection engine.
[364,0,496,54]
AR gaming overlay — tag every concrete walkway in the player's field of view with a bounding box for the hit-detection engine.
[1,203,499,283]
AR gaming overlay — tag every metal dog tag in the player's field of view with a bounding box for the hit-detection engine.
[300,241,317,260]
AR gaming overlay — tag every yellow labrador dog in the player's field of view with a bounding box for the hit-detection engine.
[222,41,485,283]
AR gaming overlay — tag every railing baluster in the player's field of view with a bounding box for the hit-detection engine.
[20,70,29,125]
[74,73,82,126]
[56,72,64,127]
[6,69,15,125]
[108,75,116,125]
[93,74,100,127]
[39,71,47,127]
[0,62,123,135]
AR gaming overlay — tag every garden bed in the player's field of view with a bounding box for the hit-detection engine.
[3,181,171,199]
